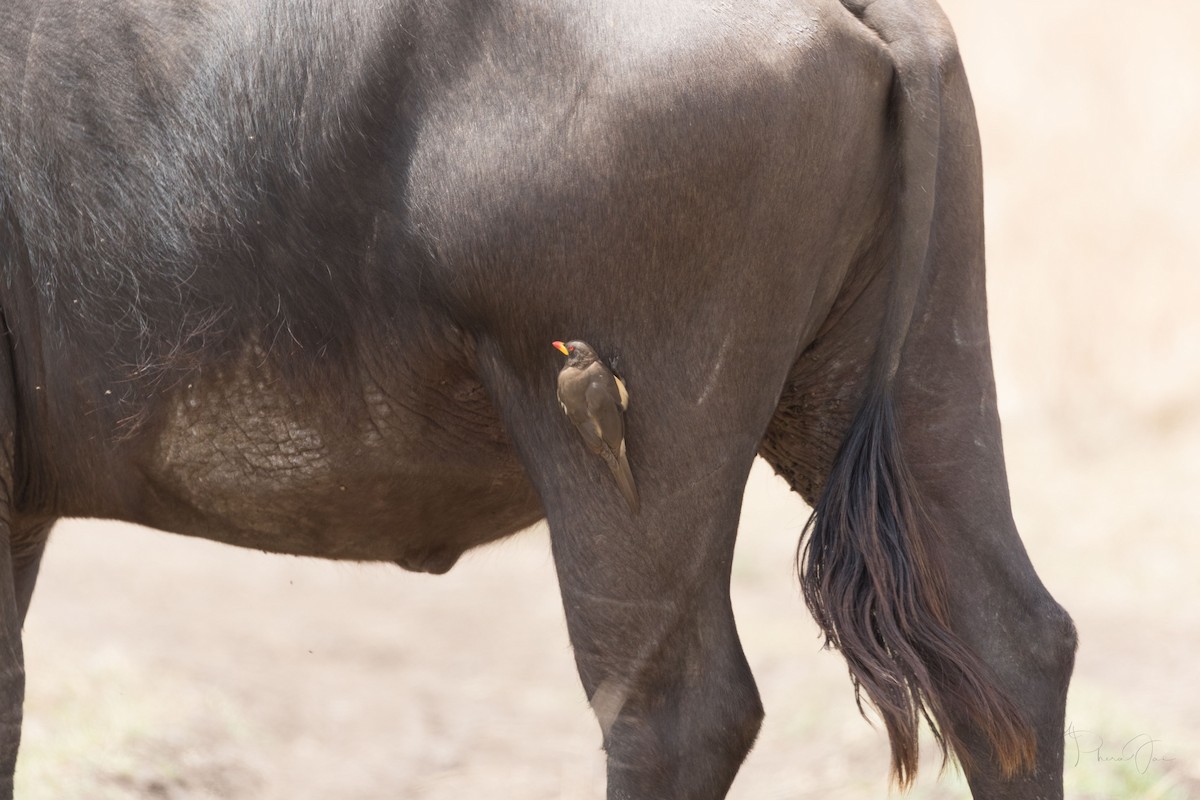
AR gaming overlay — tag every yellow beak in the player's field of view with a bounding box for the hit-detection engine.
[553,341,570,356]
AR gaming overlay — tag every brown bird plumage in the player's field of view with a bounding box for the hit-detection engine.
[552,340,638,513]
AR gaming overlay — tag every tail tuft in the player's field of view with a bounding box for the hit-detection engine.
[799,388,1035,787]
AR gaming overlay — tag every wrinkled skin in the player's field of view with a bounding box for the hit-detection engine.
[0,0,1074,797]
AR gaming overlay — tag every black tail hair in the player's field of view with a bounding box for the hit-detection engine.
[799,387,1035,786]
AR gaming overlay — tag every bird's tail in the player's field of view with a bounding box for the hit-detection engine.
[610,444,639,513]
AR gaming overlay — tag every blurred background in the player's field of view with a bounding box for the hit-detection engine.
[14,0,1199,797]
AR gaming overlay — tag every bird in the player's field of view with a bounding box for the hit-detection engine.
[552,340,639,513]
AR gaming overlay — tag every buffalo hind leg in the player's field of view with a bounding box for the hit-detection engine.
[480,343,778,800]
[886,36,1077,795]
[889,246,1078,796]
[762,47,1076,797]
[768,358,1075,798]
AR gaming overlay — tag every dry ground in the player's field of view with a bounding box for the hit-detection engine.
[14,0,1200,797]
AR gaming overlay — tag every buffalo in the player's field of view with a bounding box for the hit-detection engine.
[0,0,1076,797]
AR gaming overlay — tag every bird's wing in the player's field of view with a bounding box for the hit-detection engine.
[583,363,624,405]
[585,381,625,454]
[558,368,589,420]
[574,414,607,455]
[614,375,629,411]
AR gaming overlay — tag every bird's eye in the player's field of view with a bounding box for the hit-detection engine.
[568,346,575,352]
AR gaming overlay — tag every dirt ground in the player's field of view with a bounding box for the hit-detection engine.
[14,0,1200,797]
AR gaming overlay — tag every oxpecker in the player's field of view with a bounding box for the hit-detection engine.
[552,340,638,513]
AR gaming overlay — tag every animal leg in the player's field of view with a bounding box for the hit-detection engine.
[761,47,1075,797]
[480,342,786,800]
[883,228,1077,798]
[0,354,23,798]
[12,524,48,625]
[554,485,763,800]
[0,519,32,800]
[882,29,1076,794]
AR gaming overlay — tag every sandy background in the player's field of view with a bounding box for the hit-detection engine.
[14,0,1200,797]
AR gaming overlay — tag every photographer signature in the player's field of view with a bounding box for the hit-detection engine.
[1065,723,1175,773]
